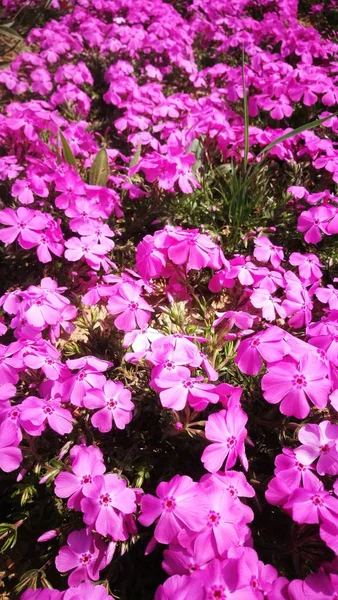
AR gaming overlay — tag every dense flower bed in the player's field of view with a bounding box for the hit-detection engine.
[0,0,338,598]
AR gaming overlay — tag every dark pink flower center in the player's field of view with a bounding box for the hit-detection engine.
[227,485,237,497]
[209,586,226,599]
[251,577,259,589]
[226,435,236,448]
[312,494,323,506]
[321,444,329,453]
[77,371,86,380]
[183,379,194,389]
[128,301,139,311]
[296,462,306,471]
[108,399,117,408]
[208,510,221,527]
[44,405,54,414]
[80,552,92,564]
[251,338,260,347]
[100,493,111,506]
[164,360,175,369]
[81,475,92,484]
[293,374,306,388]
[163,496,176,511]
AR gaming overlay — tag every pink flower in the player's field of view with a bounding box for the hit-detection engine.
[235,327,289,376]
[253,236,284,268]
[84,380,134,432]
[63,582,114,600]
[284,476,338,526]
[295,421,338,475]
[0,207,46,247]
[153,366,218,411]
[55,529,108,586]
[201,406,248,472]
[250,288,286,321]
[274,448,317,488]
[167,231,219,272]
[61,356,110,406]
[262,353,331,418]
[136,235,166,280]
[139,475,207,544]
[288,572,338,600]
[187,485,248,556]
[297,206,334,244]
[0,421,22,472]
[289,252,323,283]
[81,474,136,540]
[54,445,106,510]
[64,236,107,270]
[107,282,154,332]
[20,396,73,436]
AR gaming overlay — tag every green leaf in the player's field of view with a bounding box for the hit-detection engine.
[89,147,109,186]
[60,132,77,168]
[242,46,250,173]
[129,142,142,168]
[257,111,338,160]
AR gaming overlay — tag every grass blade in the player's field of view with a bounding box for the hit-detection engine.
[242,46,250,173]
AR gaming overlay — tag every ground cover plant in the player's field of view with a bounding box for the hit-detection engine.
[0,0,338,598]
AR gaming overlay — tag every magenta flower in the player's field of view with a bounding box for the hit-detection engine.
[107,282,154,332]
[295,421,338,476]
[262,354,331,418]
[136,235,166,280]
[274,448,317,488]
[139,475,207,544]
[84,380,134,432]
[235,326,289,376]
[288,572,338,600]
[54,445,106,510]
[153,366,218,411]
[63,582,114,600]
[167,230,218,272]
[55,529,108,586]
[253,236,284,268]
[250,288,286,322]
[0,207,47,247]
[81,474,136,540]
[64,236,107,270]
[201,406,248,472]
[289,252,323,283]
[20,396,73,436]
[297,206,334,244]
[0,421,22,472]
[61,356,110,406]
[191,485,247,556]
[284,476,338,526]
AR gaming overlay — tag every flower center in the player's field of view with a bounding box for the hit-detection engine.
[208,510,221,527]
[183,379,194,389]
[81,475,92,484]
[44,405,54,414]
[100,493,111,506]
[108,399,117,408]
[312,494,323,506]
[128,301,139,311]
[293,374,306,388]
[251,338,260,347]
[226,435,236,448]
[80,552,92,564]
[321,444,329,453]
[163,496,176,511]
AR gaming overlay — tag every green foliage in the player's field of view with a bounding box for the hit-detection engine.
[89,147,109,186]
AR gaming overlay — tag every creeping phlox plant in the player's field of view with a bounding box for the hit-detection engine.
[0,0,338,598]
